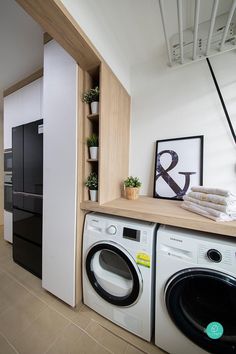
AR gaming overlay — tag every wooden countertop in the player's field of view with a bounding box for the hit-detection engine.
[81,196,236,237]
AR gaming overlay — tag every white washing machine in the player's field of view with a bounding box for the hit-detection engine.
[83,212,157,341]
[155,225,236,354]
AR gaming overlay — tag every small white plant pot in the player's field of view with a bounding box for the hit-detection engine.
[89,147,98,160]
[89,189,98,202]
[91,101,99,114]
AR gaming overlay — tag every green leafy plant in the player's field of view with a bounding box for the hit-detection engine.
[82,86,99,104]
[87,134,99,147]
[124,176,142,188]
[85,172,98,190]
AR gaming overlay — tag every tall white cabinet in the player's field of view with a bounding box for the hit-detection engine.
[42,40,78,307]
[3,79,43,243]
[4,79,43,149]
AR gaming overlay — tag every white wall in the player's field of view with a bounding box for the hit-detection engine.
[130,51,236,195]
[60,0,130,93]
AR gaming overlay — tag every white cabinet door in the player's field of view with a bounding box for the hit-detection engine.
[4,78,42,149]
[42,40,77,307]
[4,210,12,243]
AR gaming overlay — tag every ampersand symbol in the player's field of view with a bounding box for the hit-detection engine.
[155,150,196,199]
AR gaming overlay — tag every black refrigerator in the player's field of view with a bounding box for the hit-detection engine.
[12,119,43,278]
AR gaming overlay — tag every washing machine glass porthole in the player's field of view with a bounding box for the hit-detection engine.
[86,242,142,306]
[165,268,236,354]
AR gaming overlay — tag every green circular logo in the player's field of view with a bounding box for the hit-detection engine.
[205,322,224,340]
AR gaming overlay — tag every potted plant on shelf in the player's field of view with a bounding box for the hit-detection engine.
[82,86,99,114]
[124,176,142,200]
[85,172,98,202]
[87,134,99,160]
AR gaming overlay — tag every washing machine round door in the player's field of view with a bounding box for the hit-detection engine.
[85,241,142,306]
[165,268,236,354]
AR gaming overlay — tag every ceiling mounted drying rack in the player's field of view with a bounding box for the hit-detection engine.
[159,0,236,66]
[159,0,236,145]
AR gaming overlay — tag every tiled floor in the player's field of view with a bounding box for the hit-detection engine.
[0,227,165,354]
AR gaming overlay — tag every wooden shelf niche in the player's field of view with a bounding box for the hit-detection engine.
[82,62,131,205]
[83,67,100,203]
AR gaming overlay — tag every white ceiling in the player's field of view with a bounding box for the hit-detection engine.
[0,0,43,95]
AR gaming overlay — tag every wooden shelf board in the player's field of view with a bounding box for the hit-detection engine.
[83,200,98,205]
[87,159,98,162]
[87,113,99,121]
[81,196,236,237]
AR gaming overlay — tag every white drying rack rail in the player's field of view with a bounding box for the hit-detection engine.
[159,0,236,67]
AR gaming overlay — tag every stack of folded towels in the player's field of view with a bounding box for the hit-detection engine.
[181,186,236,222]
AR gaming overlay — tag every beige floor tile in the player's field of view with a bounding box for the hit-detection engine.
[19,271,43,293]
[0,333,17,354]
[0,277,28,315]
[47,323,111,354]
[125,345,146,354]
[0,271,14,291]
[0,254,13,268]
[0,291,46,342]
[75,329,111,354]
[11,306,69,354]
[72,310,92,330]
[3,261,29,283]
[86,319,128,354]
[0,289,12,315]
[46,323,86,354]
[31,285,80,321]
[41,293,81,320]
[0,245,12,259]
[79,304,109,326]
[1,279,29,306]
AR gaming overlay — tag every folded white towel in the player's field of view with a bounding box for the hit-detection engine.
[183,195,236,214]
[188,191,236,206]
[191,186,236,198]
[181,201,234,222]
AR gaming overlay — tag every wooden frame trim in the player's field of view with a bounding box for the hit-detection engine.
[3,68,43,97]
[44,32,53,45]
[16,0,101,71]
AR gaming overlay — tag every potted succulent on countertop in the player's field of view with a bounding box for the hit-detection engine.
[85,172,98,202]
[124,176,142,200]
[82,86,99,114]
[87,134,99,160]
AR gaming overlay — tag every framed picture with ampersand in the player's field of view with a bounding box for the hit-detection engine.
[153,135,204,200]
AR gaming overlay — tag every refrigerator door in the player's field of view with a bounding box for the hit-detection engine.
[23,120,43,195]
[12,119,43,279]
[13,235,42,278]
[13,208,42,246]
[12,125,23,192]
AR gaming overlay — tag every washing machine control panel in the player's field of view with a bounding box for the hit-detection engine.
[123,227,141,242]
[207,249,222,263]
[106,225,117,235]
[105,224,143,242]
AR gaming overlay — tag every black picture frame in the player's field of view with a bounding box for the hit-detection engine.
[153,135,204,200]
